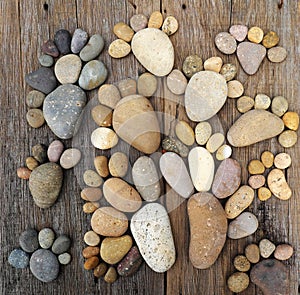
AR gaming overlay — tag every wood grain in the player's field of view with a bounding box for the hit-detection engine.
[0,0,299,294]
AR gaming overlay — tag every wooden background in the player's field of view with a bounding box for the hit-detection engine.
[1,0,299,294]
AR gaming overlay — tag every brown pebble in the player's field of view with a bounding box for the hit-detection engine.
[282,111,299,131]
[94,156,109,178]
[261,150,274,168]
[278,130,298,148]
[84,256,99,270]
[137,72,157,97]
[274,152,292,169]
[84,230,100,247]
[81,187,102,202]
[233,255,251,272]
[104,266,118,283]
[17,167,31,179]
[245,243,260,263]
[118,78,137,97]
[267,46,287,63]
[32,144,47,163]
[262,31,279,48]
[248,159,265,174]
[227,80,244,98]
[94,263,108,278]
[113,22,134,42]
[162,16,179,36]
[26,157,39,170]
[220,63,237,81]
[26,90,45,108]
[26,109,45,128]
[182,54,203,78]
[258,187,272,201]
[215,32,237,54]
[248,174,266,189]
[267,168,292,200]
[83,202,100,214]
[130,14,148,32]
[274,244,294,261]
[108,39,131,59]
[248,26,264,43]
[227,272,250,293]
[148,11,163,28]
[98,84,121,109]
[91,105,112,127]
[82,246,100,259]
[41,39,59,57]
[237,95,254,113]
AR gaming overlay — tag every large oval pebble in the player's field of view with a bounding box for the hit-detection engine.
[267,169,292,200]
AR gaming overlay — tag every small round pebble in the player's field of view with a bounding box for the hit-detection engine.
[32,144,47,163]
[229,24,248,42]
[19,229,39,253]
[259,239,276,258]
[271,96,289,117]
[245,244,260,263]
[84,256,99,270]
[216,144,232,160]
[58,252,72,265]
[51,235,71,255]
[84,230,100,246]
[248,159,265,174]
[26,157,39,170]
[206,133,225,153]
[94,155,109,178]
[237,95,254,113]
[104,266,118,284]
[83,170,103,187]
[82,246,100,259]
[195,121,212,145]
[278,130,298,148]
[26,109,45,128]
[282,111,299,131]
[118,78,137,97]
[175,120,195,146]
[203,56,223,73]
[258,187,272,201]
[8,248,30,268]
[166,69,187,95]
[60,148,81,169]
[248,174,266,189]
[47,140,64,163]
[233,255,251,272]
[26,90,45,108]
[227,80,244,98]
[261,151,274,168]
[182,54,203,78]
[108,152,128,178]
[220,63,237,81]
[254,93,271,110]
[227,272,250,293]
[38,228,55,249]
[113,22,134,42]
[274,152,292,169]
[137,72,157,97]
[262,31,279,48]
[267,46,287,63]
[91,105,112,127]
[98,84,121,109]
[17,167,31,179]
[148,11,163,28]
[38,54,54,67]
[81,187,102,202]
[130,14,148,32]
[215,32,237,54]
[94,263,108,278]
[162,16,179,36]
[247,26,264,43]
[274,244,294,261]
[83,202,100,214]
[108,39,131,58]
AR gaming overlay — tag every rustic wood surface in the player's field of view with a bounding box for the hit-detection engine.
[0,0,299,294]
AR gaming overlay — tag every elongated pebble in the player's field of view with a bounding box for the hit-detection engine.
[261,151,274,168]
[148,11,163,28]
[94,156,109,178]
[38,228,55,249]
[80,34,104,62]
[81,187,102,202]
[195,122,212,145]
[71,28,88,54]
[245,244,260,263]
[26,157,39,170]
[175,120,195,146]
[267,168,292,200]
[206,133,225,153]
[47,140,64,163]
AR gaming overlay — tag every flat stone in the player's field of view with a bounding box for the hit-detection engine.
[94,156,109,178]
[98,84,121,109]
[54,29,71,54]
[247,26,264,43]
[227,80,244,98]
[259,239,276,258]
[148,11,163,28]
[130,14,148,32]
[131,203,176,273]
[220,63,237,81]
[160,152,194,198]
[261,150,274,168]
[282,111,299,130]
[108,152,128,178]
[271,96,289,117]
[237,95,254,113]
[175,120,195,146]
[81,187,102,202]
[91,127,119,150]
[267,46,287,63]
[117,246,143,277]
[229,24,248,41]
[185,71,227,121]
[166,69,187,95]
[162,136,189,157]
[58,253,71,265]
[227,272,250,293]
[38,54,54,67]
[32,144,47,163]
[206,133,225,153]
[38,228,55,249]
[278,130,298,148]
[41,39,59,57]
[83,169,103,187]
[248,159,265,174]
[8,249,30,269]
[104,266,118,283]
[118,78,137,97]
[82,246,100,259]
[274,244,294,261]
[26,90,45,108]
[60,148,81,169]
[216,144,232,160]
[258,187,272,201]
[108,39,131,58]
[93,263,108,278]
[195,121,212,145]
[245,244,260,263]
[113,22,134,42]
[84,256,99,270]
[26,109,45,128]
[19,229,39,253]
[79,34,104,62]
[26,157,39,170]
[137,72,157,97]
[274,152,292,169]
[83,231,100,246]
[215,32,237,54]
[267,168,292,200]
[203,56,223,73]
[233,255,251,272]
[262,31,279,48]
[52,235,71,254]
[47,140,64,163]
[248,174,266,189]
[71,28,88,54]
[182,54,203,78]
[254,93,271,110]
[188,192,227,269]
[43,84,86,139]
[162,16,179,36]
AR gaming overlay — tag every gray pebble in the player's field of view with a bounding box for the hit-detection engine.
[38,54,54,67]
[58,253,72,265]
[32,144,48,163]
[38,228,55,249]
[54,29,71,55]
[79,34,104,62]
[26,90,45,108]
[8,248,30,268]
[52,235,71,254]
[19,229,39,253]
[71,28,88,54]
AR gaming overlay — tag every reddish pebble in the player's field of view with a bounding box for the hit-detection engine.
[130,14,148,32]
[229,24,248,42]
[47,140,64,162]
[248,174,266,189]
[41,39,59,57]
[274,244,293,261]
[17,167,31,179]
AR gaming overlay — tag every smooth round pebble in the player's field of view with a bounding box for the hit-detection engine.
[248,26,264,43]
[26,157,39,170]
[267,46,287,63]
[8,249,30,269]
[58,253,71,265]
[215,32,237,54]
[113,22,134,42]
[282,111,299,131]
[227,80,244,98]
[104,266,118,283]
[60,148,81,169]
[162,16,179,36]
[261,151,274,168]
[94,263,108,278]
[84,231,100,246]
[38,228,55,249]
[220,63,237,81]
[98,84,121,109]
[229,24,248,41]
[91,127,119,150]
[94,156,109,178]
[84,256,99,270]
[148,11,163,28]
[83,202,99,214]
[274,152,292,169]
[259,239,276,258]
[203,56,223,73]
[227,272,250,293]
[258,187,272,201]
[108,152,128,178]
[278,130,297,148]
[118,78,137,97]
[206,133,225,153]
[166,69,187,95]
[82,246,100,259]
[262,31,279,48]
[216,144,232,160]
[52,235,71,255]
[47,140,64,163]
[175,120,195,146]
[274,244,294,261]
[182,54,203,78]
[19,229,39,253]
[195,122,212,145]
[26,90,45,108]
[137,72,157,97]
[81,187,102,202]
[271,96,288,117]
[91,105,112,127]
[248,159,265,174]
[38,54,54,67]
[254,93,271,110]
[80,34,104,62]
[237,95,254,113]
[83,170,103,187]
[130,14,148,32]
[234,255,251,272]
[71,28,88,54]
[17,167,31,179]
[26,109,45,128]
[108,39,131,58]
[245,244,260,263]
[32,143,48,163]
[248,174,266,189]
[54,29,71,54]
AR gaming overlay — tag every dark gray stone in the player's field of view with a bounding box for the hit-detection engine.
[51,235,71,254]
[54,29,71,55]
[19,229,39,253]
[71,28,88,54]
[8,248,30,268]
[32,143,48,163]
[41,39,59,57]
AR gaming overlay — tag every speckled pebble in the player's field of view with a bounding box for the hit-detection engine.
[108,39,131,58]
[229,24,248,42]
[47,140,64,163]
[41,39,59,57]
[60,148,81,169]
[220,63,237,81]
[130,14,148,32]
[8,249,30,269]
[98,84,121,109]
[262,31,279,48]
[83,169,103,187]
[162,136,189,158]
[267,168,292,200]
[80,34,104,62]
[261,151,274,168]
[38,228,55,249]
[237,95,254,113]
[182,54,203,78]
[195,122,212,145]
[51,235,71,255]
[203,56,223,73]
[162,16,179,36]
[113,22,134,42]
[258,187,272,201]
[84,231,100,246]
[90,127,119,150]
[26,109,45,128]
[19,229,39,253]
[227,272,250,293]
[234,255,251,272]
[245,243,260,263]
[216,144,232,160]
[137,72,157,97]
[118,78,137,97]
[38,54,54,67]
[248,174,266,189]
[282,111,299,131]
[227,80,244,98]
[26,90,45,108]
[278,130,297,148]
[254,93,271,110]
[274,244,294,261]
[166,69,187,95]
[215,32,237,54]
[271,96,289,117]
[267,46,287,63]
[71,28,88,54]
[274,152,292,169]
[108,152,128,178]
[259,239,276,258]
[58,253,71,265]
[247,26,264,43]
[54,29,71,54]
[117,246,143,277]
[148,11,163,28]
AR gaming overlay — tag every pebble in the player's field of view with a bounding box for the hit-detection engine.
[274,152,292,169]
[130,14,148,32]
[203,56,223,73]
[108,152,128,177]
[84,231,100,247]
[131,203,176,273]
[32,144,47,163]
[247,26,264,43]
[245,243,260,263]
[220,63,237,81]
[195,122,212,145]
[233,255,251,272]
[237,95,255,113]
[185,71,227,121]
[108,39,131,58]
[188,147,214,192]
[274,244,294,260]
[104,266,118,283]
[187,192,227,269]
[262,31,279,48]
[83,202,99,214]
[60,148,81,169]
[52,235,71,254]
[38,228,55,249]
[118,78,137,97]
[227,109,284,147]
[117,246,143,277]
[98,84,121,109]
[229,24,248,41]
[91,207,128,237]
[91,105,112,127]
[160,152,194,198]
[83,169,103,187]
[282,111,299,130]
[82,246,100,259]
[258,187,272,201]
[227,272,250,293]
[79,34,104,62]
[267,46,287,63]
[112,95,160,154]
[100,235,132,264]
[137,72,157,97]
[278,130,297,148]
[43,84,87,139]
[8,249,30,269]
[215,32,237,54]
[25,67,57,94]
[132,156,161,202]
[17,167,31,179]
[71,28,88,54]
[90,127,119,150]
[162,136,189,157]
[212,158,241,199]
[81,188,102,202]
[58,253,71,265]
[132,28,174,76]
[227,212,259,239]
[94,263,108,278]
[47,140,64,163]
[162,16,179,36]
[41,39,59,57]
[259,239,276,258]
[166,69,187,95]
[225,185,255,219]
[236,42,266,75]
[26,90,45,108]
[148,11,163,28]
[38,54,54,67]
[94,156,109,178]
[103,178,142,212]
[206,133,225,153]
[175,120,195,146]
[271,96,289,117]
[227,80,244,98]
[248,159,265,174]
[182,54,203,78]
[216,144,232,160]
[19,229,39,253]
[54,54,82,84]
[113,22,134,42]
[26,157,39,170]
[267,168,292,200]
[254,93,271,110]
[250,259,289,295]
[54,29,71,54]
[29,162,63,208]
[84,256,99,270]
[30,249,59,282]
[79,60,107,90]
[248,174,266,189]
[261,150,274,168]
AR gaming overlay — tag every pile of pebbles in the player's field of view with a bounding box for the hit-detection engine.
[8,228,71,282]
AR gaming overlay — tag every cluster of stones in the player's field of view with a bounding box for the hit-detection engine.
[215,25,287,75]
[227,239,293,293]
[8,228,71,282]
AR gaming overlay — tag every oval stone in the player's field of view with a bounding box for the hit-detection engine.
[71,28,88,54]
[60,148,81,169]
[117,246,143,277]
[91,127,119,150]
[267,168,292,200]
[47,140,64,162]
[108,39,131,58]
[79,34,104,62]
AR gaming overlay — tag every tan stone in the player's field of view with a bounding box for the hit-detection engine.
[104,266,118,283]
[195,122,212,145]
[91,105,112,127]
[204,56,223,73]
[245,244,260,263]
[227,272,250,293]
[274,244,294,261]
[175,120,195,146]
[258,187,272,201]
[94,156,109,178]
[98,84,121,109]
[254,93,271,110]
[118,78,137,97]
[220,63,237,81]
[113,22,134,42]
[237,95,254,113]
[259,239,276,258]
[108,152,128,177]
[267,168,292,200]
[274,152,292,169]
[82,246,100,259]
[278,130,297,148]
[81,187,102,202]
[148,11,163,28]
[108,39,131,58]
[261,151,274,168]
[54,54,81,84]
[206,133,225,153]
[262,31,279,48]
[282,111,299,130]
[162,16,179,36]
[137,72,157,97]
[227,80,244,98]
[234,255,251,272]
[26,157,39,171]
[267,46,287,63]
[248,26,264,43]
[83,202,99,214]
[248,159,265,174]
[84,256,99,270]
[83,170,103,187]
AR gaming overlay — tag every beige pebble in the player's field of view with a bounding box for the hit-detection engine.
[26,157,39,170]
[166,69,187,95]
[91,105,112,127]
[215,32,237,54]
[84,230,100,246]
[81,187,102,202]
[267,168,292,200]
[162,16,178,36]
[271,96,289,117]
[130,14,148,32]
[220,63,237,81]
[278,130,297,148]
[91,127,119,150]
[258,187,272,201]
[282,111,299,131]
[237,95,254,113]
[245,243,260,263]
[261,151,274,168]
[254,93,271,110]
[148,11,163,28]
[216,144,232,161]
[248,26,264,43]
[94,156,109,178]
[234,255,251,272]
[229,24,248,42]
[104,266,118,283]
[98,84,121,109]
[195,122,212,145]
[137,72,157,97]
[262,31,279,48]
[227,80,244,98]
[248,159,265,174]
[274,152,292,169]
[274,244,294,260]
[227,272,250,293]
[206,133,225,153]
[83,202,100,214]
[17,167,31,179]
[248,174,266,189]
[175,120,195,146]
[108,152,128,177]
[108,39,131,58]
[267,46,287,63]
[26,109,45,128]
[60,148,81,169]
[259,239,276,258]
[83,170,103,187]
[118,78,137,97]
[204,56,223,73]
[113,22,134,42]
